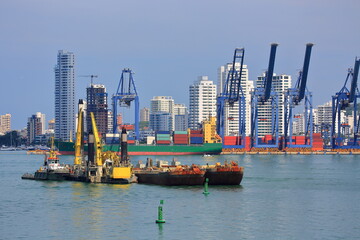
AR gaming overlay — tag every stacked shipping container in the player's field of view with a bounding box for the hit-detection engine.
[173,131,188,145]
[312,133,323,150]
[190,130,203,144]
[156,131,171,145]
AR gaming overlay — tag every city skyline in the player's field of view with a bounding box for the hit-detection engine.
[1,0,360,129]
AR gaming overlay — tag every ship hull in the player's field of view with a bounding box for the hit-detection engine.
[25,171,70,181]
[136,172,205,186]
[204,170,244,185]
[57,141,222,156]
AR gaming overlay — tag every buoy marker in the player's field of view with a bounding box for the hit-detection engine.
[156,200,166,223]
[203,178,210,195]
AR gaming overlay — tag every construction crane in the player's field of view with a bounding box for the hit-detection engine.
[216,48,246,148]
[283,43,314,149]
[331,57,360,149]
[250,43,279,148]
[112,68,139,140]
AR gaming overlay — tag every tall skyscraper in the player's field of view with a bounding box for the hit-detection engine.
[86,84,108,136]
[55,50,75,141]
[189,76,217,130]
[0,113,11,135]
[217,63,253,136]
[149,96,175,131]
[255,74,292,136]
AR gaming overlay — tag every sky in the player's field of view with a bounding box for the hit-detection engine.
[1,0,360,129]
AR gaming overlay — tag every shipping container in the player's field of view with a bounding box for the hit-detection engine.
[174,131,188,135]
[190,130,202,134]
[156,131,170,134]
[190,133,203,138]
[190,137,203,144]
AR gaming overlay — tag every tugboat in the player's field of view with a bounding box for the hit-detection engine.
[134,158,205,186]
[22,137,70,181]
[202,161,244,185]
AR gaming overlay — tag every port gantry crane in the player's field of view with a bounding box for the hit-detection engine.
[331,57,360,149]
[112,68,140,141]
[250,43,279,149]
[216,48,246,148]
[283,43,314,149]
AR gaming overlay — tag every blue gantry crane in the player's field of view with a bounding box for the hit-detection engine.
[331,58,360,149]
[112,68,140,140]
[216,48,246,148]
[283,43,314,149]
[250,43,279,148]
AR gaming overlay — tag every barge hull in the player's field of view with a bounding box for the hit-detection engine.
[136,172,205,186]
[204,171,243,185]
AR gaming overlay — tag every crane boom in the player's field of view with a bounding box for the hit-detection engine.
[297,43,313,103]
[74,100,84,165]
[263,43,278,102]
[349,57,360,103]
[225,48,245,105]
[90,112,103,166]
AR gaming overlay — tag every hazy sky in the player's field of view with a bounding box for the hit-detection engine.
[1,0,360,129]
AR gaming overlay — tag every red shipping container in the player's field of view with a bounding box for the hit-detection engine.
[190,134,203,137]
[190,130,202,133]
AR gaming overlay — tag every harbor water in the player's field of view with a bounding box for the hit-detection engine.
[1,152,360,240]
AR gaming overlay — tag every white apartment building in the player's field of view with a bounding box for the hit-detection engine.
[255,74,292,136]
[140,107,150,122]
[0,113,11,135]
[150,96,175,131]
[55,50,75,141]
[316,101,333,125]
[189,76,217,130]
[218,63,253,136]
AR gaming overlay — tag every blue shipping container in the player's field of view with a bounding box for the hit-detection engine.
[190,137,203,144]
[157,131,170,134]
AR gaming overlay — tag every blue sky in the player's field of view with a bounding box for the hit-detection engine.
[1,0,360,129]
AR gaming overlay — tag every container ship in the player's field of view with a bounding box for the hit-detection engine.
[57,117,223,156]
[57,141,222,155]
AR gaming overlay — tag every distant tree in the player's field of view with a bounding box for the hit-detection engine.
[0,131,24,147]
[139,121,149,130]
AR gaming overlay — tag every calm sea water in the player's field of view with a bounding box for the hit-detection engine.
[1,152,360,240]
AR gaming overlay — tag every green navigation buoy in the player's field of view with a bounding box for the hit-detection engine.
[203,178,210,195]
[156,200,166,223]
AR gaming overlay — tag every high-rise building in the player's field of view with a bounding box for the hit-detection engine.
[86,84,108,136]
[0,113,11,135]
[149,96,175,131]
[27,113,45,144]
[149,112,172,132]
[48,119,55,131]
[189,76,217,130]
[174,103,188,131]
[107,111,113,134]
[55,50,75,141]
[217,64,253,136]
[316,101,333,125]
[140,107,150,122]
[255,74,292,136]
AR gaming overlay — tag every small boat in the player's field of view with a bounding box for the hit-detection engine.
[202,161,244,185]
[22,138,70,181]
[134,158,205,186]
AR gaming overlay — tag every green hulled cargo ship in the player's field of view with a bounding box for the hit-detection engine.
[57,141,222,155]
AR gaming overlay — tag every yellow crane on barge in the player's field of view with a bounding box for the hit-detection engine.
[69,102,136,184]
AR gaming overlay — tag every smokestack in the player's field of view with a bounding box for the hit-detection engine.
[120,128,128,164]
[88,131,95,165]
